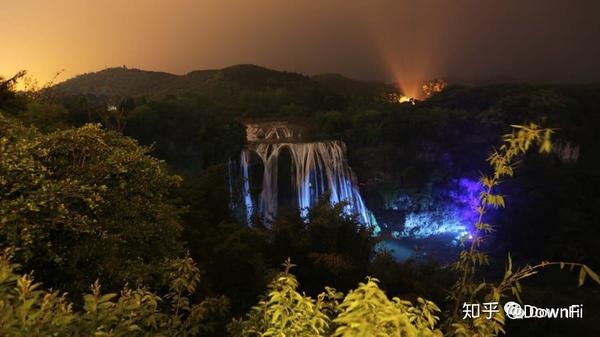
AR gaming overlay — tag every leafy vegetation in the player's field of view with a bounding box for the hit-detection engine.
[229,259,443,337]
[0,113,183,294]
[0,250,228,337]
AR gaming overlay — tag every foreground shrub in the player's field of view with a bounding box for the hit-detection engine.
[229,259,443,337]
[0,114,183,293]
[0,250,228,337]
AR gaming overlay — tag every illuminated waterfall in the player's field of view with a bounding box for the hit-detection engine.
[237,122,376,227]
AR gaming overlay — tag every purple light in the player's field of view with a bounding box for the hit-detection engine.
[449,177,482,235]
[398,177,483,241]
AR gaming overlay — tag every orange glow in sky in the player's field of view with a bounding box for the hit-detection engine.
[1,0,392,84]
[357,1,443,99]
[2,0,599,85]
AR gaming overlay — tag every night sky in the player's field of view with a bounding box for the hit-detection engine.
[2,0,599,95]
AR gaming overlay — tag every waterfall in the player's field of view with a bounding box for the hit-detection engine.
[236,122,376,228]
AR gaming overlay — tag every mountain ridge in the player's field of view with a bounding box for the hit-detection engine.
[50,64,392,99]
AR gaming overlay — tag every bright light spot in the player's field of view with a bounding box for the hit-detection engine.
[398,95,416,105]
[400,212,467,239]
[382,92,416,105]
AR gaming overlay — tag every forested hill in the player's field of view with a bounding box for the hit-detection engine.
[50,64,381,100]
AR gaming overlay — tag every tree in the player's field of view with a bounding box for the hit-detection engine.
[96,99,130,133]
[422,79,447,97]
[0,71,27,111]
[0,114,184,293]
[269,199,377,294]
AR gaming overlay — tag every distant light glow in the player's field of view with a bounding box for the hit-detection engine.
[381,92,416,105]
[398,95,416,105]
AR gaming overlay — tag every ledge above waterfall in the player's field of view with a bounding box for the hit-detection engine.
[244,120,311,143]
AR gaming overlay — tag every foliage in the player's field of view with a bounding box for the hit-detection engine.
[316,110,351,135]
[422,80,447,98]
[229,260,328,337]
[0,114,183,293]
[332,277,442,337]
[0,249,228,337]
[13,101,71,131]
[124,97,246,171]
[184,220,273,317]
[448,124,600,336]
[231,260,443,337]
[0,71,27,112]
[269,199,377,294]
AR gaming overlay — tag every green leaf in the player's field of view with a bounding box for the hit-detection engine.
[583,265,600,285]
[578,266,586,287]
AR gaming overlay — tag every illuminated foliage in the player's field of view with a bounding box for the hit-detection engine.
[229,259,329,337]
[230,260,443,337]
[0,250,228,337]
[332,277,442,337]
[422,79,447,97]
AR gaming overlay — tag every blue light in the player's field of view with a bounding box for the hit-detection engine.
[240,150,254,224]
[400,211,467,238]
[397,177,482,240]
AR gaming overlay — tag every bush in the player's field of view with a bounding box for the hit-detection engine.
[230,260,443,337]
[0,250,228,337]
[0,114,183,293]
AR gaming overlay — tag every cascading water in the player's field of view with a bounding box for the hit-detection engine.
[233,122,376,228]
